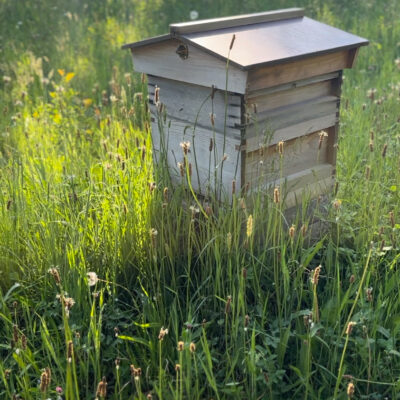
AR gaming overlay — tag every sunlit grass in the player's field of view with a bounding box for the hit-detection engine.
[0,0,400,398]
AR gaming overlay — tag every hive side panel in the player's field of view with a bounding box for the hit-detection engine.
[244,73,342,149]
[245,130,332,186]
[243,72,343,203]
[150,111,241,199]
[132,39,247,94]
[247,50,351,91]
[147,76,242,139]
[247,80,334,113]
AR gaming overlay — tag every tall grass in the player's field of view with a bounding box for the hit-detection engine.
[1,0,400,398]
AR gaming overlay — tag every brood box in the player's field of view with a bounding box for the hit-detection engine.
[123,8,368,205]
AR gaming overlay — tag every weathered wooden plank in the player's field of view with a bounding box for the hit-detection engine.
[249,165,334,208]
[283,175,334,209]
[132,39,248,94]
[170,8,304,35]
[247,96,338,134]
[147,76,242,138]
[246,72,339,99]
[150,117,241,197]
[245,113,338,151]
[245,130,331,185]
[247,50,351,90]
[266,163,333,192]
[246,80,335,114]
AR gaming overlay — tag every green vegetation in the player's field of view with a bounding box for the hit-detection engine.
[1,0,400,398]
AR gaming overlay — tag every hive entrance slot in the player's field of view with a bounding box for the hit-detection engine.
[176,44,188,59]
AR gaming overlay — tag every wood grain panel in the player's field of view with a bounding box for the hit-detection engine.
[148,76,242,138]
[132,39,247,93]
[245,130,331,186]
[151,115,241,197]
[247,50,350,90]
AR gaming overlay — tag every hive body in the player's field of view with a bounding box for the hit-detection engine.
[123,8,368,204]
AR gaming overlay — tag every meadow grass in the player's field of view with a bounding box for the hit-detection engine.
[0,0,400,399]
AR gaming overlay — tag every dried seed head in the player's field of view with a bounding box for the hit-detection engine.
[246,214,253,238]
[48,267,61,285]
[273,187,280,204]
[149,182,157,193]
[63,297,75,314]
[21,333,27,350]
[158,327,169,341]
[189,342,196,353]
[13,325,19,343]
[349,274,355,284]
[347,382,355,398]
[346,321,356,336]
[289,225,295,239]
[154,86,160,104]
[130,365,142,380]
[389,211,395,228]
[180,141,190,155]
[242,267,247,279]
[175,364,181,372]
[67,340,74,363]
[87,272,98,286]
[177,162,184,177]
[244,314,250,327]
[150,228,158,247]
[333,199,342,210]
[229,34,236,50]
[115,357,120,368]
[303,314,312,327]
[231,179,236,195]
[225,295,232,314]
[177,341,184,351]
[163,187,169,203]
[382,143,388,158]
[365,165,371,180]
[369,140,374,152]
[210,113,215,126]
[318,130,328,149]
[45,367,51,387]
[366,287,373,302]
[209,138,214,152]
[188,162,192,177]
[311,265,322,286]
[300,224,307,237]
[367,88,377,100]
[210,85,216,100]
[96,376,107,398]
[227,232,232,252]
[141,146,146,160]
[277,141,284,155]
[40,371,49,393]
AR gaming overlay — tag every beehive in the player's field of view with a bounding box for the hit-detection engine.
[123,8,368,205]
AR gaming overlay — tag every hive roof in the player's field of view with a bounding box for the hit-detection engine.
[122,8,368,70]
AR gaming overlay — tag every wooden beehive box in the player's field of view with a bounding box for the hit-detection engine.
[123,8,368,205]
